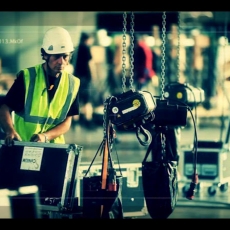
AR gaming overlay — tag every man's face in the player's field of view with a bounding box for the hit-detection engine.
[47,53,72,75]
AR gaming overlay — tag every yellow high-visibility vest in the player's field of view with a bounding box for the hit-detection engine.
[14,64,80,143]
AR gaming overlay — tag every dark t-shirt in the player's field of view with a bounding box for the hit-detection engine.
[3,70,79,116]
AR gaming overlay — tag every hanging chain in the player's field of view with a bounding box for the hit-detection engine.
[160,11,166,99]
[102,12,135,136]
[129,12,135,90]
[102,96,110,138]
[122,12,127,93]
[176,12,181,82]
[122,11,135,92]
[160,132,166,159]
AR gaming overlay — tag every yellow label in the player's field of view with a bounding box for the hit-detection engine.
[176,92,183,99]
[133,99,141,107]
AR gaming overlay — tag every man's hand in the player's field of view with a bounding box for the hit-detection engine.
[30,133,46,142]
[5,131,22,146]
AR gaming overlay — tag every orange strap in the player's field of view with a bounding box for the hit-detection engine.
[100,122,110,217]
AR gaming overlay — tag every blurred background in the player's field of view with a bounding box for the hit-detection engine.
[2,11,230,218]
[1,11,230,116]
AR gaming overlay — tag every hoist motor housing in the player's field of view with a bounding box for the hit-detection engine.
[163,82,205,108]
[108,90,156,130]
[150,99,188,127]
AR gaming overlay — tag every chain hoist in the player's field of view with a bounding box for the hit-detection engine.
[163,11,205,109]
[105,11,157,146]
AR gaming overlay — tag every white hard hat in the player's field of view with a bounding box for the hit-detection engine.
[42,27,74,54]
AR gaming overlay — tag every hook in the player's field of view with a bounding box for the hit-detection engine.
[136,125,152,146]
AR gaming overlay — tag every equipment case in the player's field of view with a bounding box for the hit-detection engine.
[77,162,148,218]
[0,140,83,212]
[180,141,230,195]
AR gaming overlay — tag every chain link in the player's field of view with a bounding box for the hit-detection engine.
[102,96,110,138]
[122,12,127,93]
[160,11,166,99]
[122,11,135,92]
[160,132,166,158]
[129,12,135,90]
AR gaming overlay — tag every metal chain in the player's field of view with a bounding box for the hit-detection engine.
[122,11,135,92]
[129,11,135,90]
[102,12,135,136]
[160,11,166,99]
[102,96,110,138]
[122,12,127,93]
[160,132,166,159]
[176,12,181,82]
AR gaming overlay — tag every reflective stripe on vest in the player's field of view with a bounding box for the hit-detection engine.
[21,66,76,125]
[14,64,80,143]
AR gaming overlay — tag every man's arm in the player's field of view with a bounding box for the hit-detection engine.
[30,116,72,142]
[0,104,22,145]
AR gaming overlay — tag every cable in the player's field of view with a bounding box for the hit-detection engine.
[185,106,199,200]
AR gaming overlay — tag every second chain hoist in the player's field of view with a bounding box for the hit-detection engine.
[163,12,205,110]
[152,11,188,127]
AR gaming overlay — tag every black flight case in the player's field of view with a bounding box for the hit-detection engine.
[0,140,83,218]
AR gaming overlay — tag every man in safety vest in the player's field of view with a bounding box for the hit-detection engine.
[0,27,80,145]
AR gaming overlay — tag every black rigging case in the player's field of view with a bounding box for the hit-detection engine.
[0,140,83,211]
[77,162,147,218]
[180,141,230,195]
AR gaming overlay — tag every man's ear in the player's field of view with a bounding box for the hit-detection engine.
[43,52,49,60]
[41,48,48,61]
